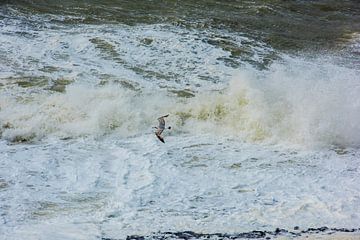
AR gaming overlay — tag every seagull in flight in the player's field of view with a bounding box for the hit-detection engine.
[154,114,171,143]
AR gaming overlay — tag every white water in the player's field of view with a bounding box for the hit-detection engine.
[1,15,360,239]
[1,135,360,239]
[1,55,359,148]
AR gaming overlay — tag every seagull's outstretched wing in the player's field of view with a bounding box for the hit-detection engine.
[157,114,169,130]
[155,130,165,143]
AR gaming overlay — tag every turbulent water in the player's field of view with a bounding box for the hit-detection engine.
[1,1,360,239]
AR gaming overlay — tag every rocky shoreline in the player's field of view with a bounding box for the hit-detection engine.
[101,227,360,240]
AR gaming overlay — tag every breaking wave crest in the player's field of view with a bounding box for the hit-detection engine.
[1,56,359,148]
[175,56,360,148]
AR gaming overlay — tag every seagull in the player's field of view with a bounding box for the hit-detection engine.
[154,114,171,143]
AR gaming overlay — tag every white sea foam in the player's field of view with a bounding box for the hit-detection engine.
[0,20,246,88]
[1,56,359,148]
[238,56,360,147]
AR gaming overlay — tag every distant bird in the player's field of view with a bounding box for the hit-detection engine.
[154,114,171,143]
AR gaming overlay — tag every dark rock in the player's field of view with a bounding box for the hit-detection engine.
[274,228,287,235]
[174,231,198,239]
[318,227,329,232]
[124,227,359,239]
[126,236,144,240]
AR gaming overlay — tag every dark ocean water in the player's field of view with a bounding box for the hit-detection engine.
[3,0,360,49]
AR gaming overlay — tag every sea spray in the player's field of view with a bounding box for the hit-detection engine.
[1,56,359,148]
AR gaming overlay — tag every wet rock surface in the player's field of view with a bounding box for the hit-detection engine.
[101,227,360,240]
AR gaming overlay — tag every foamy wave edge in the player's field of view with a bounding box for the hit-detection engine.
[1,56,359,148]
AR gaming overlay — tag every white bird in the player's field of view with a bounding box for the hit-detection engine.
[154,114,171,143]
